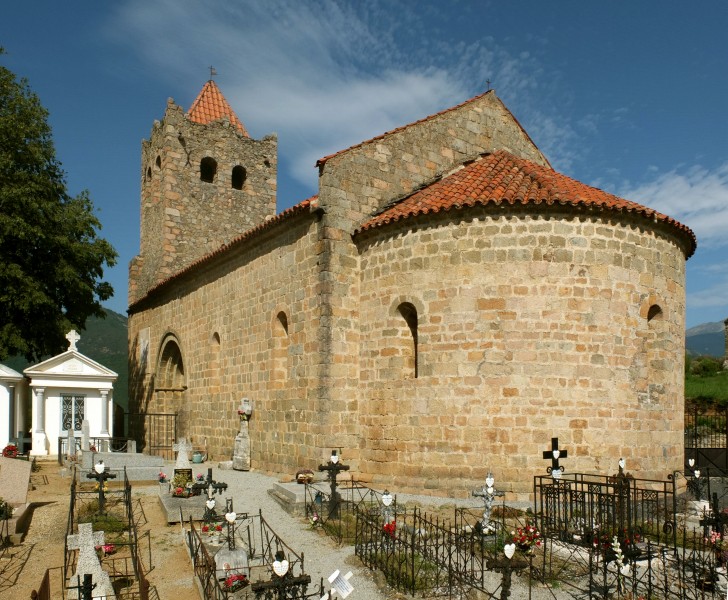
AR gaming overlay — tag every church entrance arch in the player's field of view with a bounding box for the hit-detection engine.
[155,334,188,438]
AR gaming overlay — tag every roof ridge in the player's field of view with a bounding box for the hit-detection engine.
[187,80,249,137]
[316,89,510,169]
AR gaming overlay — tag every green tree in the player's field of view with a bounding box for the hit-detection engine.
[0,50,117,361]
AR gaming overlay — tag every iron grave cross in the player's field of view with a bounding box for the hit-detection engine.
[318,450,350,518]
[542,437,568,479]
[86,461,117,514]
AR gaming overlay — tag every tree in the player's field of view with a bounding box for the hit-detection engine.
[0,50,117,361]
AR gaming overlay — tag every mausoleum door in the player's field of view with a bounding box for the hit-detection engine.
[61,394,85,433]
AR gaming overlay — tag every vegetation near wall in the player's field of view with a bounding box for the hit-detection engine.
[685,354,728,403]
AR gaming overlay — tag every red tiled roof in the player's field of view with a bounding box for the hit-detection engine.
[315,89,549,169]
[356,151,697,257]
[128,197,317,312]
[187,80,249,136]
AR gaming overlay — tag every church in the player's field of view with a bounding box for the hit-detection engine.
[127,80,695,500]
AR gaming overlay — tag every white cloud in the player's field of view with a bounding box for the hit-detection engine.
[106,0,572,192]
[620,162,728,248]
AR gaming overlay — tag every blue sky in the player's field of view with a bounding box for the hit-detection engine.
[1,1,726,328]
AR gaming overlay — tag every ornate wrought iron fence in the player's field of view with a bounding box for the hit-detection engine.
[685,404,728,473]
[303,481,384,544]
[186,510,321,600]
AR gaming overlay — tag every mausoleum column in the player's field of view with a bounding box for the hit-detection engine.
[34,387,45,433]
[30,387,47,456]
[100,390,109,435]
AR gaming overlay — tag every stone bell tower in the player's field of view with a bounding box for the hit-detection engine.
[129,80,277,304]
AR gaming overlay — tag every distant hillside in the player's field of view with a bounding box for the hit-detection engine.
[686,321,725,358]
[3,309,128,410]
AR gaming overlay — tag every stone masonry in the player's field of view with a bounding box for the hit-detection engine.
[128,82,695,502]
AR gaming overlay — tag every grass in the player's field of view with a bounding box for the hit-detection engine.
[685,370,728,403]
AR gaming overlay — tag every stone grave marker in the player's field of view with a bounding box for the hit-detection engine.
[66,522,116,599]
[0,456,32,506]
[173,438,192,470]
[81,419,91,452]
[67,428,77,461]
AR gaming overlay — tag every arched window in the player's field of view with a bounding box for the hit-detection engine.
[200,157,217,183]
[146,166,152,181]
[209,332,221,395]
[232,165,247,190]
[155,155,162,170]
[397,302,419,379]
[647,304,663,322]
[272,311,289,386]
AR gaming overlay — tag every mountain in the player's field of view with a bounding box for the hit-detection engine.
[686,321,725,358]
[3,309,128,410]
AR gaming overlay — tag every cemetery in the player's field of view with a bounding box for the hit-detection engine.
[3,429,728,599]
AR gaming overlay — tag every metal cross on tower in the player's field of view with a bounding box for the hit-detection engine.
[542,437,568,479]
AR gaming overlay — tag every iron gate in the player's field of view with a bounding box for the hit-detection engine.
[125,412,177,461]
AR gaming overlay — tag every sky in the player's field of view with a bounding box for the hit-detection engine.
[1,1,727,329]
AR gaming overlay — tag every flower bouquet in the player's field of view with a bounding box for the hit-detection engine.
[512,525,541,555]
[383,521,396,538]
[224,573,248,592]
[158,472,167,483]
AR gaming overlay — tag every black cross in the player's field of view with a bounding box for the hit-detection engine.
[318,450,350,518]
[86,461,117,514]
[67,574,95,600]
[542,437,567,478]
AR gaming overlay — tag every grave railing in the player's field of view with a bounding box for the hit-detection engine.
[533,471,677,558]
[303,480,386,544]
[64,466,151,598]
[57,436,135,464]
[186,510,317,600]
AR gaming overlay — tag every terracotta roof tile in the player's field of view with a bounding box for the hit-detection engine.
[356,151,696,257]
[187,80,249,136]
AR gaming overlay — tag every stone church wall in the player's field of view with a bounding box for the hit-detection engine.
[354,207,687,500]
[128,209,331,471]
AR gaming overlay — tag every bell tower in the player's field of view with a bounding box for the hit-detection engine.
[129,80,277,304]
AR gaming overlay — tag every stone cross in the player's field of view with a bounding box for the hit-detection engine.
[542,437,568,479]
[173,438,193,469]
[67,523,116,599]
[318,450,350,518]
[66,329,81,351]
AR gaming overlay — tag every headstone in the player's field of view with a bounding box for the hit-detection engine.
[127,440,137,453]
[173,438,193,469]
[232,420,250,471]
[0,456,32,506]
[81,420,91,452]
[67,428,77,460]
[215,547,249,581]
[66,523,116,599]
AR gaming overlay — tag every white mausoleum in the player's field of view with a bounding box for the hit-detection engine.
[25,330,117,457]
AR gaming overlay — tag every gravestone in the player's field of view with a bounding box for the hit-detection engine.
[173,438,192,470]
[67,523,116,599]
[81,420,91,452]
[0,456,32,506]
[67,428,77,461]
[233,400,251,471]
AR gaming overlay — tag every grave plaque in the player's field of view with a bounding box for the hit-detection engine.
[174,468,193,484]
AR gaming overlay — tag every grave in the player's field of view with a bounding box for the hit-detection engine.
[233,398,252,471]
[173,438,192,470]
[0,455,32,543]
[80,447,164,481]
[159,467,228,524]
[66,522,116,599]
